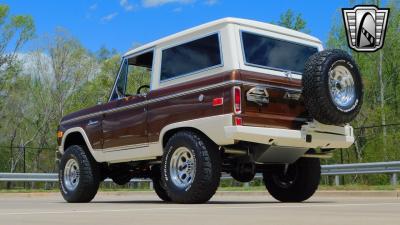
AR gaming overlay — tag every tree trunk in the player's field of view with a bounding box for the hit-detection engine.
[378,50,387,161]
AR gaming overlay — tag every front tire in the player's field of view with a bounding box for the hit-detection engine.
[161,131,221,204]
[59,145,100,203]
[263,158,320,202]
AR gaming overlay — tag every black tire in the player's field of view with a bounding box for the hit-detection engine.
[151,165,171,202]
[112,175,132,186]
[59,145,100,203]
[230,157,255,183]
[263,158,321,202]
[303,49,363,125]
[161,131,221,204]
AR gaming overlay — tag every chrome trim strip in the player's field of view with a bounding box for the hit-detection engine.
[60,79,301,125]
[100,143,149,152]
[94,142,158,152]
[87,120,99,126]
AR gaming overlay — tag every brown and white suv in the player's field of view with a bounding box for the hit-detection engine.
[57,18,363,203]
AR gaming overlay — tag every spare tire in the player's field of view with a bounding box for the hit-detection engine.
[302,49,363,125]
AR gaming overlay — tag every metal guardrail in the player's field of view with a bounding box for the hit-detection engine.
[321,161,400,175]
[1,161,399,186]
[321,161,400,186]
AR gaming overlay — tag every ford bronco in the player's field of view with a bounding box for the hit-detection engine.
[57,18,363,203]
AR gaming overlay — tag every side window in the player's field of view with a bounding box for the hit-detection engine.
[126,57,152,95]
[110,51,153,101]
[160,33,222,81]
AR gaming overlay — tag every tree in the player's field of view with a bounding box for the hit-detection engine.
[325,0,400,184]
[277,9,309,33]
[44,28,97,118]
[0,4,35,179]
[0,4,35,97]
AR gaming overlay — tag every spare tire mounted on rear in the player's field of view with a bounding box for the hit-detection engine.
[302,49,363,125]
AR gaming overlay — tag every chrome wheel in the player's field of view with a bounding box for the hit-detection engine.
[64,158,80,191]
[329,65,356,109]
[169,147,196,189]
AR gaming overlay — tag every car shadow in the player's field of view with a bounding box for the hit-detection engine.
[88,200,334,205]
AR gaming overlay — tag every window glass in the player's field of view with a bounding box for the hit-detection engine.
[126,65,151,95]
[111,59,128,100]
[160,33,221,81]
[110,51,153,101]
[241,31,318,74]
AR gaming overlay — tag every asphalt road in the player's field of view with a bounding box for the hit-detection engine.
[0,191,399,225]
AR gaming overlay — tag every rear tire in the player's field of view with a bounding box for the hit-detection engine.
[59,145,100,203]
[263,158,320,202]
[161,131,221,204]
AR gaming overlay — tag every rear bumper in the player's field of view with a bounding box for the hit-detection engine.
[224,121,354,149]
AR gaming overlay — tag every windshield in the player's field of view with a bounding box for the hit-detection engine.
[241,31,318,74]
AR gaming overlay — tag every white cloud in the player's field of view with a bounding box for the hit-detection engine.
[89,3,98,10]
[120,0,134,11]
[101,12,118,22]
[204,0,217,6]
[142,0,194,8]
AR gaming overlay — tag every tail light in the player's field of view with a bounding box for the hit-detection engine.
[234,117,243,125]
[233,86,241,114]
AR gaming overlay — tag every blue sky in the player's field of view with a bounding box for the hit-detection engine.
[5,0,387,53]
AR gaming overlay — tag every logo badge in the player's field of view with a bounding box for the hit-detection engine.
[342,5,389,52]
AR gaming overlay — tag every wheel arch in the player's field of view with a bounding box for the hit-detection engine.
[162,127,214,148]
[60,127,100,162]
[158,114,234,150]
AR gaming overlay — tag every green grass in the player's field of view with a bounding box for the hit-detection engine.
[318,184,398,191]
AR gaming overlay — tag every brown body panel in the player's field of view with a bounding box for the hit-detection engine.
[60,105,103,149]
[102,96,148,149]
[59,69,308,149]
[238,70,308,129]
[146,72,228,143]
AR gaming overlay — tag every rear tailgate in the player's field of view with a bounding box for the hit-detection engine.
[239,70,308,130]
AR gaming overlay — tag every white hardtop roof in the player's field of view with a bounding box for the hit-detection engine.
[123,17,322,57]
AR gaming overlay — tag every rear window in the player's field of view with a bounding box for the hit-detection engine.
[160,33,222,81]
[241,31,318,74]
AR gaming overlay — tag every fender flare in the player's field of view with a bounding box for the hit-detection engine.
[158,114,234,148]
[60,127,100,162]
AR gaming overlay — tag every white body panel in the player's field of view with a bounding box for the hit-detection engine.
[123,17,323,90]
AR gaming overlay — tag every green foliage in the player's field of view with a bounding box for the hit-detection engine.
[324,1,400,185]
[276,9,309,33]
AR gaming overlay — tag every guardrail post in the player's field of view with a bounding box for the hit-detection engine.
[335,175,340,186]
[390,173,397,186]
[149,181,154,190]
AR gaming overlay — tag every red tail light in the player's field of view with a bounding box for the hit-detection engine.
[212,97,224,106]
[233,86,241,114]
[235,117,243,125]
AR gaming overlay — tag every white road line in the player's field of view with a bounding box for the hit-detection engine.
[1,202,400,216]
